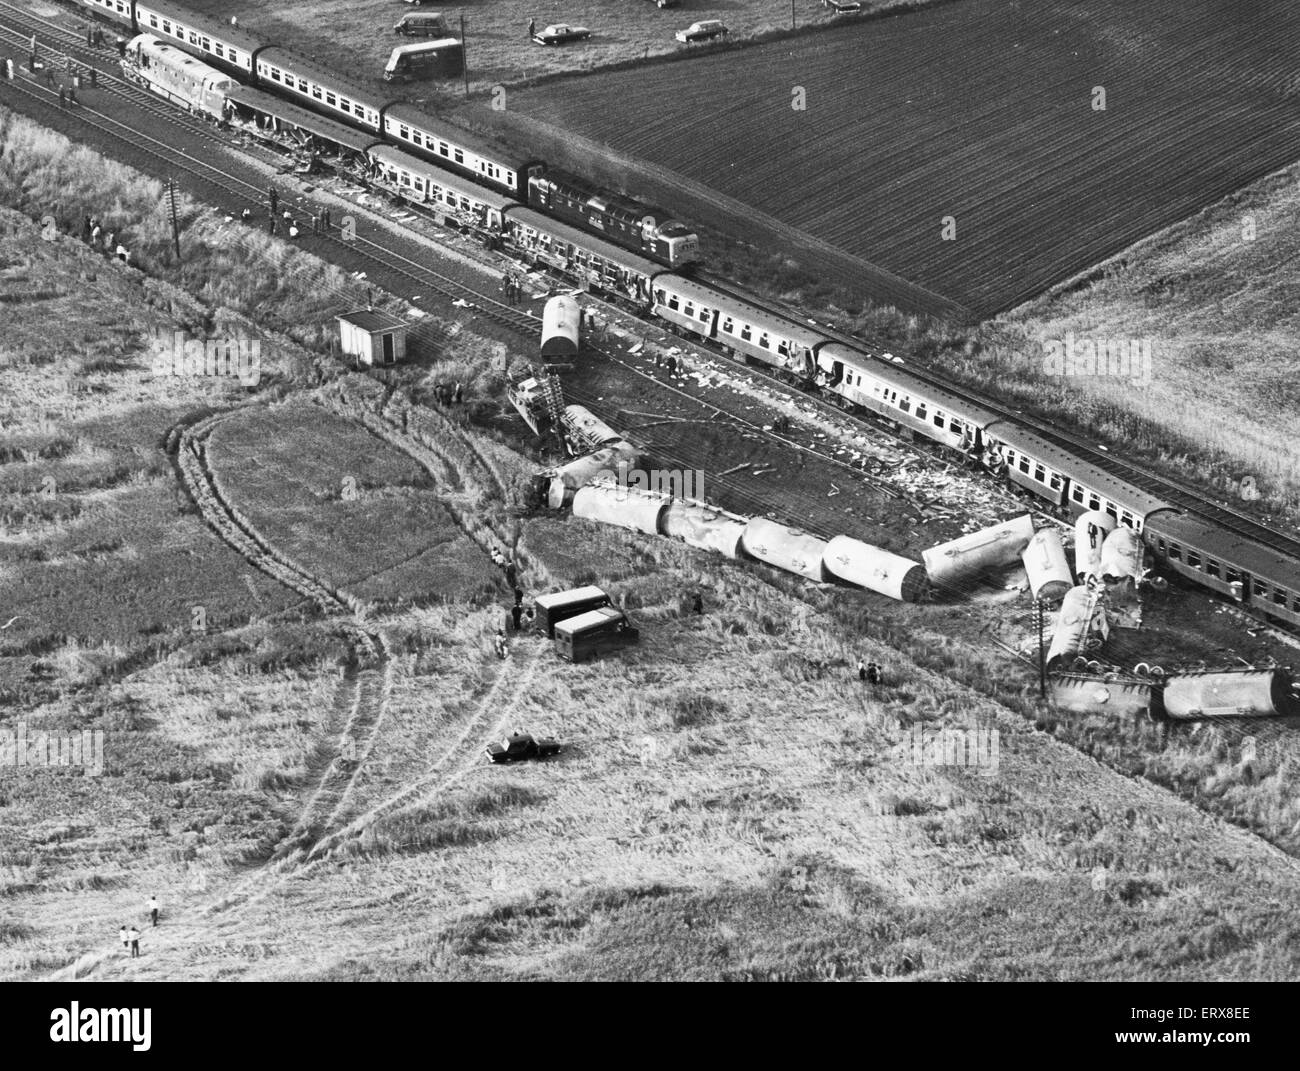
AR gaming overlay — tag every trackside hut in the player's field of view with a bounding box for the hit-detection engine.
[336,309,409,366]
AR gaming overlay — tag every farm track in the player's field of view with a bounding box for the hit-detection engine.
[169,408,397,865]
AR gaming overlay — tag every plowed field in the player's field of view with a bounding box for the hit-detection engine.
[512,0,1300,315]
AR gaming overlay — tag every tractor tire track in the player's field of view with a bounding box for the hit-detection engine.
[168,410,391,862]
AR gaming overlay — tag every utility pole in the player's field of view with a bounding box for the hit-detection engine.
[167,176,181,260]
[460,16,469,100]
[1036,597,1047,697]
[791,0,796,30]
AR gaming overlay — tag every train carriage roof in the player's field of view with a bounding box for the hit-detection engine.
[380,102,534,169]
[134,0,268,56]
[226,86,382,153]
[983,419,1173,518]
[817,341,1002,428]
[1143,511,1300,590]
[367,144,514,209]
[655,275,826,350]
[254,47,399,115]
[505,207,662,278]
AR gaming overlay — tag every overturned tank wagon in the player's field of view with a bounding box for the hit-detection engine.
[659,501,748,559]
[572,482,670,535]
[1050,672,1154,717]
[1100,523,1144,585]
[1073,510,1116,581]
[562,405,622,451]
[922,514,1035,589]
[545,440,641,509]
[541,294,581,358]
[1046,585,1108,668]
[1161,668,1300,721]
[741,517,828,582]
[1022,527,1072,602]
[823,535,928,602]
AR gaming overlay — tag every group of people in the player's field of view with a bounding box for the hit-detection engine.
[261,186,334,240]
[857,659,885,686]
[117,895,160,958]
[493,548,536,656]
[84,25,108,48]
[80,215,131,265]
[653,352,681,375]
[432,381,466,406]
[771,413,793,434]
[501,273,526,305]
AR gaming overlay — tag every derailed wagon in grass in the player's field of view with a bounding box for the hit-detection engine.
[1159,668,1300,721]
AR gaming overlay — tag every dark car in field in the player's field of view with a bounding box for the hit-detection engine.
[675,20,728,43]
[532,24,593,46]
[486,733,563,763]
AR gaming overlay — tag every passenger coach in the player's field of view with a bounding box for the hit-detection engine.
[652,275,822,376]
[381,103,536,197]
[133,0,266,75]
[367,145,512,234]
[254,49,387,131]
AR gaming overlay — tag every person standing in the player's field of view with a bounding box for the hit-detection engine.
[528,17,536,39]
[127,926,140,958]
[505,559,517,588]
[148,894,159,927]
[119,925,129,953]
[511,602,523,632]
[691,591,704,615]
[116,35,126,59]
[57,85,66,106]
[268,186,278,217]
[857,658,867,683]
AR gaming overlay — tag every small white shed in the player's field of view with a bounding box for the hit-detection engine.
[336,308,409,366]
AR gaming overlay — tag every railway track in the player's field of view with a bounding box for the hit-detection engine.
[697,269,1300,562]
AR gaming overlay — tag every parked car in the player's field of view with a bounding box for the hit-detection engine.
[486,733,563,764]
[826,0,863,12]
[533,24,592,46]
[648,0,681,7]
[675,20,728,43]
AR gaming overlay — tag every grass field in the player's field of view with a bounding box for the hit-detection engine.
[8,104,1300,982]
[508,0,1300,316]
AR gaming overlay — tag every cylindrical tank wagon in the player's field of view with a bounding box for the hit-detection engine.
[1050,673,1154,717]
[545,440,640,509]
[1100,524,1144,585]
[571,482,669,536]
[1074,510,1116,581]
[562,405,621,451]
[659,501,747,559]
[923,514,1035,589]
[1161,668,1300,720]
[741,518,828,582]
[1046,585,1107,668]
[1021,527,1072,603]
[823,536,928,602]
[541,294,581,359]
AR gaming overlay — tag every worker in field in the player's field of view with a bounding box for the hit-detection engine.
[148,894,159,927]
[691,591,704,615]
[494,629,508,659]
[857,658,867,683]
[528,17,536,39]
[505,559,517,587]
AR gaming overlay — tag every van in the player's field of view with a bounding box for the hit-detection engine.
[394,12,452,37]
[533,585,610,638]
[554,607,639,663]
[384,38,465,81]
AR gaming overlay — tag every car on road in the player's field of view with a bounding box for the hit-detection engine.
[826,0,863,13]
[648,0,681,7]
[533,24,593,46]
[675,20,729,43]
[486,732,563,763]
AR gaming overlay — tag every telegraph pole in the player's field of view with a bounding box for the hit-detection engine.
[167,176,181,260]
[460,16,469,99]
[1036,598,1047,697]
[791,0,796,29]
